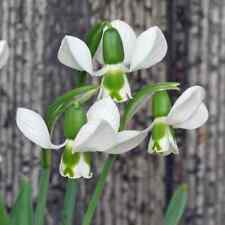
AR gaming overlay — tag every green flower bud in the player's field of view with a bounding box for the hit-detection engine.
[86,21,106,56]
[152,91,172,117]
[103,27,124,64]
[63,103,87,139]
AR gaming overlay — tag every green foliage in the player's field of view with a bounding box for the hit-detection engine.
[0,195,10,225]
[60,180,78,225]
[86,21,106,57]
[164,184,188,225]
[120,82,180,129]
[45,85,98,129]
[10,179,33,225]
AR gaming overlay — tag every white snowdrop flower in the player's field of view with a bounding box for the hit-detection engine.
[57,20,167,102]
[149,86,208,155]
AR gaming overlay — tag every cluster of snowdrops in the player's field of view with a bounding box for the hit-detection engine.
[0,20,208,180]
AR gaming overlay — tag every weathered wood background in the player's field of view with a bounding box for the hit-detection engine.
[0,0,223,225]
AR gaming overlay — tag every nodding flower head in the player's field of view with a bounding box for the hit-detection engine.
[148,86,208,156]
[57,20,168,102]
[16,97,152,178]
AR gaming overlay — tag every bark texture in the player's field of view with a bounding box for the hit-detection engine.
[169,0,225,225]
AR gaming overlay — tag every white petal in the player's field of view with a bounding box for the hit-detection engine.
[0,40,9,69]
[111,20,137,65]
[105,127,150,154]
[87,97,120,131]
[173,103,208,130]
[57,35,93,74]
[166,86,206,125]
[130,26,168,71]
[94,39,104,65]
[16,108,65,149]
[73,120,117,152]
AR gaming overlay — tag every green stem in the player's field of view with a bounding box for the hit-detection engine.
[34,168,50,225]
[81,155,116,225]
[60,180,78,225]
[34,149,52,225]
[75,71,87,87]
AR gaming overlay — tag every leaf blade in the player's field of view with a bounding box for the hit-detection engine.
[164,184,188,225]
[46,85,98,129]
[10,179,33,225]
[121,82,180,129]
[0,194,10,225]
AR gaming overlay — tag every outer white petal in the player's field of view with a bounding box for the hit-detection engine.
[0,40,9,69]
[166,86,206,125]
[57,35,93,74]
[16,108,65,149]
[130,26,168,71]
[111,20,137,65]
[105,127,151,154]
[173,103,208,130]
[87,97,120,131]
[73,120,117,152]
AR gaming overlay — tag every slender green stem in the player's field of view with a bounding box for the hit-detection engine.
[34,148,52,225]
[60,180,78,225]
[34,168,50,225]
[81,155,116,225]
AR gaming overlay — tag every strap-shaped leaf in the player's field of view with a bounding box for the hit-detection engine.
[120,82,180,129]
[10,179,33,225]
[46,85,98,129]
[0,195,10,225]
[164,184,188,225]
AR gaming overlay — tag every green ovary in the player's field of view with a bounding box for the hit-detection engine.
[103,70,125,102]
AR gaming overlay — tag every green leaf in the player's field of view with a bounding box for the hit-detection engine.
[86,21,106,57]
[10,179,33,225]
[120,82,180,129]
[164,184,188,225]
[45,85,98,129]
[34,169,50,225]
[0,194,10,225]
[60,180,78,225]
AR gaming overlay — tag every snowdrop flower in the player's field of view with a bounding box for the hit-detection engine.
[0,40,9,69]
[149,86,208,156]
[16,97,151,178]
[57,20,167,102]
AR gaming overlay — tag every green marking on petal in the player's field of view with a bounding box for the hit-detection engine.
[152,122,167,141]
[149,121,176,155]
[83,152,92,165]
[102,70,130,102]
[60,143,80,178]
[103,70,125,90]
[60,143,92,179]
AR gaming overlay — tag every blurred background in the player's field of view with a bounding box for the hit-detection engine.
[0,0,221,225]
